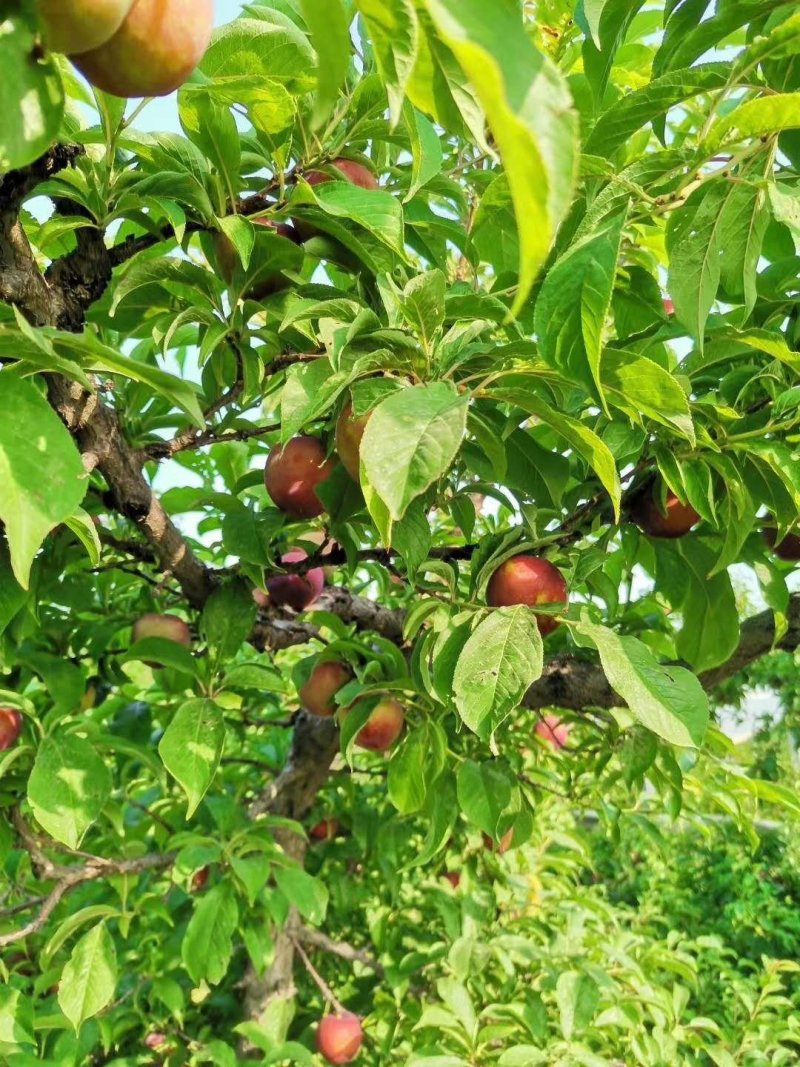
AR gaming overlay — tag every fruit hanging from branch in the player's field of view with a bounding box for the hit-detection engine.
[630,483,700,539]
[0,708,23,752]
[486,555,568,636]
[316,1012,363,1065]
[37,0,134,55]
[535,715,570,750]
[346,697,405,752]
[335,401,370,481]
[307,158,379,190]
[265,550,325,612]
[299,660,353,717]
[265,436,335,519]
[71,0,213,98]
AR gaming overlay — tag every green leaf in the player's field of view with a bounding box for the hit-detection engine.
[601,349,694,443]
[534,210,626,404]
[453,607,544,739]
[573,620,709,747]
[404,102,444,200]
[666,182,733,345]
[556,972,599,1040]
[357,0,419,124]
[182,883,239,986]
[584,65,728,158]
[58,922,117,1032]
[420,0,579,314]
[708,93,800,150]
[203,578,257,661]
[274,866,329,925]
[0,987,35,1050]
[294,179,406,259]
[64,507,102,567]
[69,335,205,428]
[178,88,241,194]
[388,723,442,813]
[123,637,199,677]
[401,270,446,348]
[456,758,515,836]
[301,0,351,128]
[0,8,64,169]
[42,906,120,968]
[28,734,112,850]
[492,387,621,520]
[361,382,468,521]
[159,699,225,818]
[674,542,740,673]
[405,770,459,869]
[0,376,88,588]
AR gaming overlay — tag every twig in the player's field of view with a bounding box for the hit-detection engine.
[296,925,384,977]
[291,935,347,1013]
[0,811,175,949]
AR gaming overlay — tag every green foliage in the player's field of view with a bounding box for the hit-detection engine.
[1,0,800,1064]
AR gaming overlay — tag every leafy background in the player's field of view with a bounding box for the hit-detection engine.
[1,0,800,1065]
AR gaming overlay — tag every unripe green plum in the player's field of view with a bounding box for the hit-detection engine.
[73,0,213,98]
[264,436,335,519]
[335,401,370,481]
[37,0,134,54]
[486,555,568,636]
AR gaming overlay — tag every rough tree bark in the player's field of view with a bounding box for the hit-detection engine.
[2,145,799,1029]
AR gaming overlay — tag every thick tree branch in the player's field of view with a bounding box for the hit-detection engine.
[47,377,217,608]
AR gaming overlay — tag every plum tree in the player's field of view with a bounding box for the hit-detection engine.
[335,401,370,481]
[299,660,352,717]
[310,817,339,841]
[535,715,570,750]
[346,697,405,752]
[37,0,134,54]
[214,218,300,299]
[265,549,325,612]
[486,555,568,636]
[307,158,379,190]
[6,2,800,1062]
[0,708,22,751]
[264,436,335,519]
[762,527,800,562]
[630,483,700,539]
[316,1012,363,1065]
[72,0,213,98]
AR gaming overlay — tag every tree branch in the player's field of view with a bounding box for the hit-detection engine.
[1,811,174,949]
[296,925,384,977]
